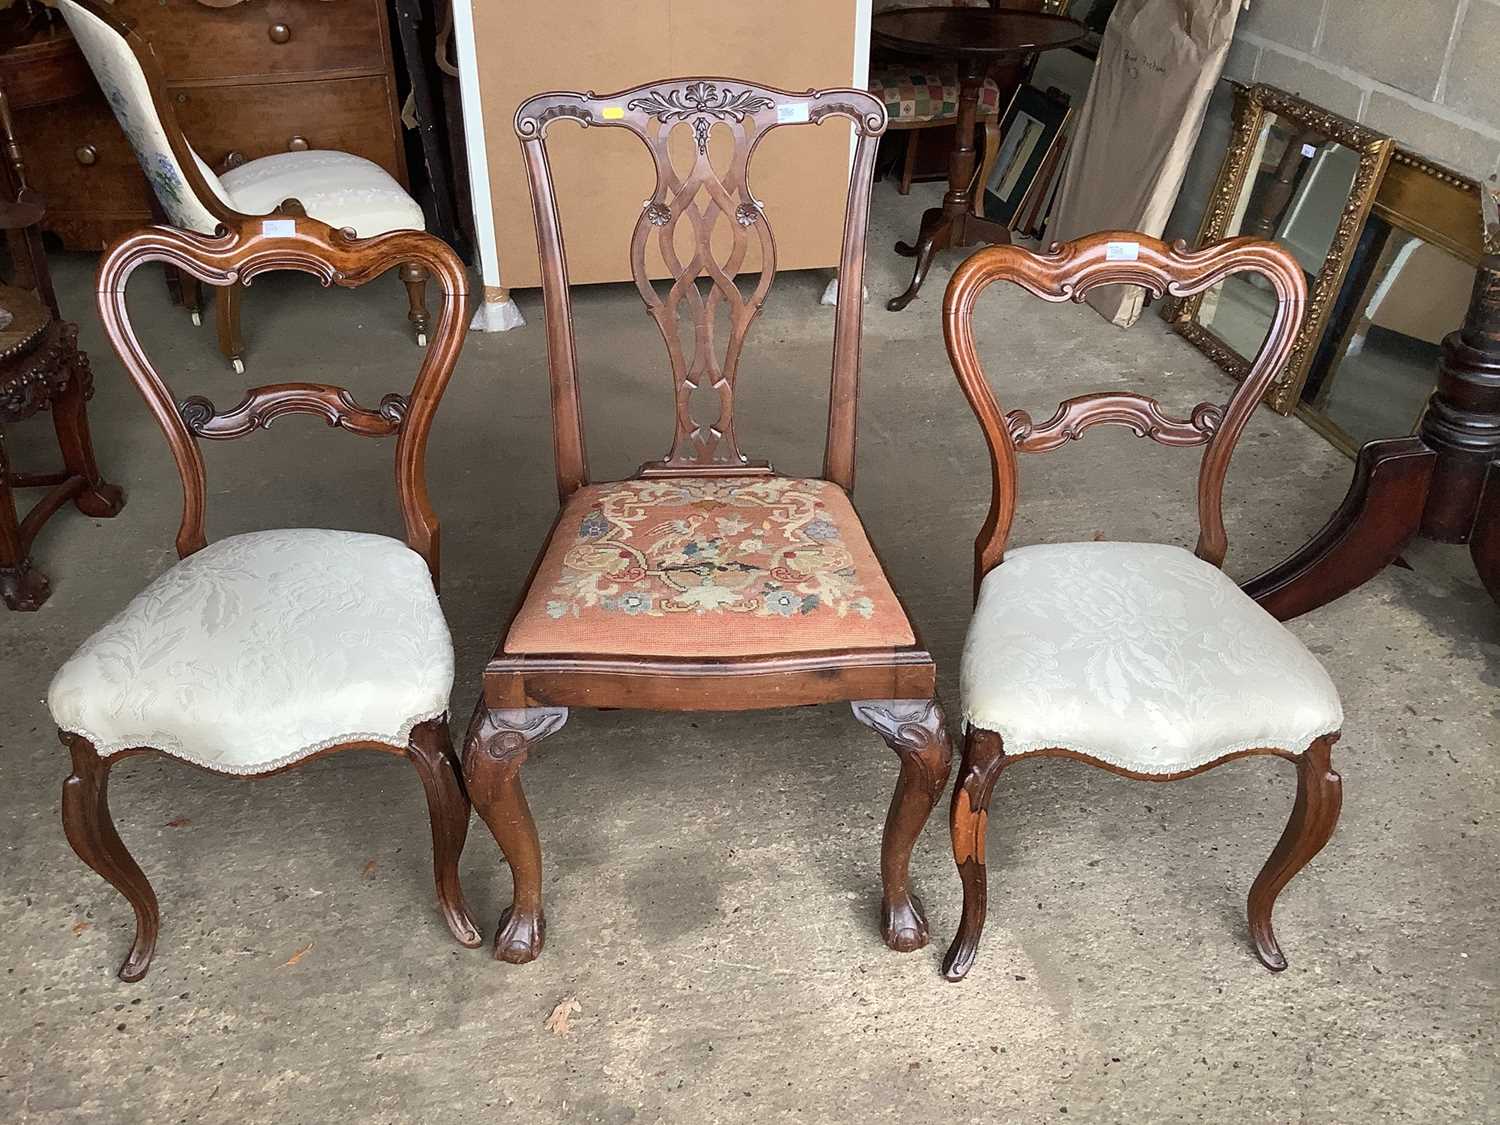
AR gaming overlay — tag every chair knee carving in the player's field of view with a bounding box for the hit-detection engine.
[939,232,1346,980]
[52,214,477,980]
[460,77,952,966]
[57,0,431,373]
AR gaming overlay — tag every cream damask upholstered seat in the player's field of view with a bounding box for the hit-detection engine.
[219,151,425,238]
[961,542,1343,774]
[49,530,454,774]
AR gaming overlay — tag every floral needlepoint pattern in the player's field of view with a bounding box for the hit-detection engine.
[506,477,914,658]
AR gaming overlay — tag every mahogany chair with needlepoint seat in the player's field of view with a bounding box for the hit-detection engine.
[56,0,433,374]
[939,232,1345,981]
[462,77,953,965]
[51,215,479,981]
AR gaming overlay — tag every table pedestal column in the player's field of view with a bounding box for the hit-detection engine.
[887,59,1014,312]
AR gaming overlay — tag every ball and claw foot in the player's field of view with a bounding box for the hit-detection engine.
[941,929,980,982]
[882,893,930,953]
[1,562,50,611]
[494,906,544,964]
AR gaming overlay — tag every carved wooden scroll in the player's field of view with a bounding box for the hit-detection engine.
[179,384,408,438]
[515,80,886,496]
[942,232,1307,581]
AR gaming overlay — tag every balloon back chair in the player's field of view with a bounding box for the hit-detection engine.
[51,215,478,980]
[939,232,1345,981]
[56,0,432,373]
[459,78,953,965]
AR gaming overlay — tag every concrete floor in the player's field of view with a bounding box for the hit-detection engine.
[2,181,1497,1123]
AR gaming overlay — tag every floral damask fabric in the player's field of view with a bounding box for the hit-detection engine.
[60,0,228,234]
[961,542,1343,773]
[221,151,424,236]
[505,476,915,657]
[49,530,453,775]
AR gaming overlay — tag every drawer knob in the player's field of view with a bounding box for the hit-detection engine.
[75,144,98,166]
[287,136,310,151]
[268,22,292,44]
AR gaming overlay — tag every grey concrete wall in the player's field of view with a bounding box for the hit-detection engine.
[1167,0,1500,243]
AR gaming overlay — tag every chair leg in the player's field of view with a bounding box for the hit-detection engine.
[405,717,482,948]
[399,262,430,347]
[183,275,204,327]
[59,733,159,982]
[0,435,49,610]
[851,699,954,952]
[1247,734,1342,971]
[974,117,1001,219]
[941,727,1009,982]
[215,280,245,374]
[461,699,568,964]
[51,351,125,519]
[898,129,918,195]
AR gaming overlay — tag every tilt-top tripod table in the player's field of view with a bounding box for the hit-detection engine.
[873,6,1084,312]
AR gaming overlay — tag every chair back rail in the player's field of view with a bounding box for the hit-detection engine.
[942,232,1306,587]
[94,217,469,578]
[514,78,886,501]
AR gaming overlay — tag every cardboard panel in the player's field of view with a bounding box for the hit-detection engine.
[471,0,859,289]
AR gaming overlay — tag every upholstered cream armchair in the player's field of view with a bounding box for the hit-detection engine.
[58,0,432,373]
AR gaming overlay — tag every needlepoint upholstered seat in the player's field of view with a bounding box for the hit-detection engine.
[940,232,1346,983]
[53,216,478,981]
[504,476,914,658]
[57,0,431,372]
[462,78,952,968]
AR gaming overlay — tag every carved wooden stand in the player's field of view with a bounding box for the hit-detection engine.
[1245,224,1500,615]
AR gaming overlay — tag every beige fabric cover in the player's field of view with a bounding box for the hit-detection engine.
[221,151,425,236]
[1047,0,1243,326]
[961,542,1342,773]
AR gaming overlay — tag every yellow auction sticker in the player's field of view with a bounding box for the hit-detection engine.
[602,106,625,120]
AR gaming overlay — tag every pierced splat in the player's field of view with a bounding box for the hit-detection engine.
[514,80,886,496]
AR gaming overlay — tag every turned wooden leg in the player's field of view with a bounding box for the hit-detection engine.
[0,434,48,610]
[183,275,204,327]
[898,129,918,196]
[851,699,954,953]
[405,716,482,948]
[59,733,159,981]
[215,279,245,374]
[1248,734,1343,972]
[1470,461,1500,604]
[974,117,1000,219]
[400,262,430,347]
[942,727,1009,982]
[51,349,125,519]
[461,700,567,963]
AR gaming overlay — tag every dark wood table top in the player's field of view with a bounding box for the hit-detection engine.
[872,6,1086,60]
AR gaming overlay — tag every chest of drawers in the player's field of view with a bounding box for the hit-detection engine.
[1,0,406,250]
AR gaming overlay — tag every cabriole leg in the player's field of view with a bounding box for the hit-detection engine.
[941,726,1008,981]
[462,700,568,963]
[851,698,954,953]
[406,717,482,948]
[59,733,159,981]
[1248,734,1343,971]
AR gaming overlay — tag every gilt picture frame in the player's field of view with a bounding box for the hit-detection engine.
[1165,83,1394,414]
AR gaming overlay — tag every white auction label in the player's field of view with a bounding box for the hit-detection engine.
[1301,143,1318,158]
[1105,241,1140,261]
[777,103,810,124]
[261,219,296,237]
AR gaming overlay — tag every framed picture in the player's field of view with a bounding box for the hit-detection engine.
[983,85,1072,228]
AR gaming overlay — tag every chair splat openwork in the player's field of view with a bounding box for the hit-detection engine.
[939,232,1345,981]
[51,216,478,980]
[461,78,954,966]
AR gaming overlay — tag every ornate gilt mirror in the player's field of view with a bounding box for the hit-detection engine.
[1168,84,1393,414]
[1298,152,1486,455]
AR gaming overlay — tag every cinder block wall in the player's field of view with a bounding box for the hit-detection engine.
[1167,0,1500,242]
